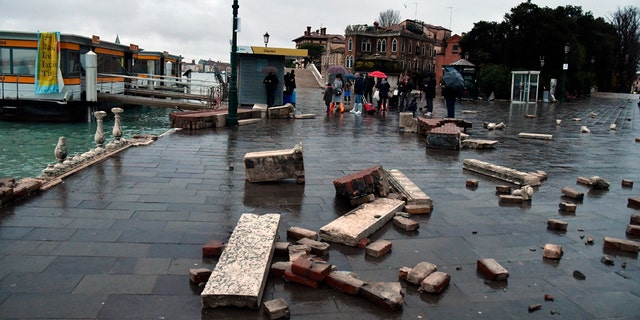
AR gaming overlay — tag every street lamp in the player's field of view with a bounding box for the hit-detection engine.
[560,42,570,103]
[263,32,270,47]
[589,56,595,95]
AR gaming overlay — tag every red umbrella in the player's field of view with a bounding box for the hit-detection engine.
[368,71,387,78]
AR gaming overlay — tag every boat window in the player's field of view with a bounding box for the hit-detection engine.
[60,50,81,77]
[0,48,9,74]
[12,48,36,75]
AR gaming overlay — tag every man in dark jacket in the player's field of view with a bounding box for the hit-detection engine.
[364,75,375,103]
[263,71,279,107]
[351,73,365,114]
[421,73,436,114]
[376,78,391,113]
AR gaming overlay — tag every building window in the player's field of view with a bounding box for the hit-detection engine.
[391,39,397,52]
[346,55,353,68]
[348,38,353,52]
[408,41,413,54]
[452,44,459,53]
[422,45,426,56]
[401,40,405,53]
[407,60,411,71]
[361,39,371,52]
[376,39,386,53]
[430,44,434,57]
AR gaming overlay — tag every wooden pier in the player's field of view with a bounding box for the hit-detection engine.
[97,92,212,110]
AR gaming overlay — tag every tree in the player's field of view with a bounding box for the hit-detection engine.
[298,43,324,64]
[611,6,640,92]
[378,9,401,27]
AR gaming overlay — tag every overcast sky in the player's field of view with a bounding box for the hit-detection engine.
[0,0,635,63]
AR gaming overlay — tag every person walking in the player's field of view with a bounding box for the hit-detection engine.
[331,74,345,113]
[421,73,436,116]
[376,78,391,113]
[398,76,412,112]
[323,82,333,114]
[441,82,458,118]
[351,73,364,115]
[263,71,279,107]
[364,75,375,104]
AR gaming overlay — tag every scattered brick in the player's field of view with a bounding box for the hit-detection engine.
[576,176,593,186]
[600,256,615,266]
[622,179,634,188]
[495,185,512,194]
[283,267,319,289]
[561,187,584,200]
[406,262,437,285]
[262,298,290,320]
[559,202,577,213]
[499,195,524,204]
[477,258,509,280]
[189,268,211,284]
[547,219,568,231]
[274,241,291,257]
[286,226,317,241]
[466,179,479,188]
[603,237,640,253]
[350,194,376,206]
[398,267,412,280]
[332,165,389,199]
[543,244,563,259]
[628,197,640,209]
[288,244,311,262]
[626,224,640,236]
[393,216,419,231]
[270,261,292,276]
[202,240,225,258]
[419,271,450,294]
[585,235,595,245]
[528,304,542,313]
[325,271,366,295]
[630,214,640,225]
[359,281,405,311]
[544,294,554,301]
[365,239,392,257]
[404,204,433,214]
[291,256,331,281]
[296,238,330,256]
[356,238,371,249]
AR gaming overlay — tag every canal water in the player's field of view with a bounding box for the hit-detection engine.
[0,73,215,180]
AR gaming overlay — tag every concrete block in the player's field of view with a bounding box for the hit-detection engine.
[463,159,541,186]
[628,197,640,209]
[542,244,563,260]
[296,238,330,256]
[202,213,280,309]
[518,132,553,140]
[461,139,498,149]
[365,239,392,257]
[262,298,290,320]
[189,268,211,284]
[559,202,577,213]
[333,166,389,199]
[385,169,433,209]
[359,282,404,311]
[495,185,512,194]
[286,226,317,241]
[419,271,450,294]
[244,142,304,183]
[547,219,568,231]
[406,262,437,285]
[283,267,319,288]
[561,187,584,200]
[393,216,419,231]
[630,214,640,225]
[622,179,634,188]
[202,240,225,258]
[326,271,366,295]
[477,258,509,280]
[626,224,640,236]
[319,198,405,246]
[603,237,639,253]
[270,261,292,277]
[291,256,331,281]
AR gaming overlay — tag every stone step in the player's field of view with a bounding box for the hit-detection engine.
[244,142,305,184]
[201,213,281,309]
[462,158,541,186]
[319,197,405,246]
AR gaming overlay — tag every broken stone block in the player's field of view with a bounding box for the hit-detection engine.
[385,169,433,211]
[426,123,461,150]
[244,142,304,184]
[630,214,640,225]
[274,242,290,257]
[600,256,615,266]
[590,176,611,190]
[466,179,479,188]
[350,194,376,206]
[288,244,311,262]
[319,198,405,246]
[576,176,593,186]
[202,213,281,309]
[628,197,640,209]
[499,195,524,204]
[325,271,366,295]
[419,271,450,293]
[603,237,640,253]
[286,226,317,241]
[333,166,389,199]
[561,187,584,200]
[267,104,295,119]
[622,179,634,188]
[547,219,568,231]
[461,139,498,149]
[542,244,563,260]
[559,202,577,213]
[398,267,412,280]
[512,185,534,200]
[359,281,404,311]
[270,261,292,276]
[356,238,371,249]
[365,239,392,257]
[202,240,225,258]
[495,185,512,194]
[189,268,212,284]
[283,267,319,288]
[296,238,330,256]
[399,112,418,133]
[462,158,541,186]
[262,298,290,320]
[406,262,438,285]
[291,256,331,281]
[518,132,553,140]
[477,258,509,280]
[404,204,432,214]
[626,224,640,236]
[393,216,420,231]
[528,304,542,313]
[585,235,595,245]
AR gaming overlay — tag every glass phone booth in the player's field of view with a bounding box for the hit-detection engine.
[510,71,540,103]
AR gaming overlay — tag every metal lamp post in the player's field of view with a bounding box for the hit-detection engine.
[540,56,545,101]
[263,32,270,47]
[589,56,595,95]
[560,42,570,103]
[226,0,239,127]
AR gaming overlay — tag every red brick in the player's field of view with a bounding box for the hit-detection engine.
[286,226,317,241]
[559,202,577,212]
[296,238,330,256]
[360,282,404,311]
[495,185,512,194]
[325,271,366,295]
[543,244,563,259]
[332,166,386,199]
[628,197,640,209]
[466,179,479,188]
[499,195,524,204]
[630,214,640,225]
[561,187,584,200]
[576,176,593,186]
[406,262,437,285]
[477,258,509,280]
[622,179,634,187]
[262,298,289,320]
[393,216,419,231]
[604,237,640,253]
[288,244,311,262]
[626,224,640,236]
[291,256,331,281]
[202,240,225,257]
[356,238,371,248]
[189,268,211,283]
[270,261,292,276]
[404,204,432,214]
[419,271,450,293]
[547,219,568,231]
[283,268,319,288]
[365,239,392,257]
[274,241,290,257]
[398,266,412,280]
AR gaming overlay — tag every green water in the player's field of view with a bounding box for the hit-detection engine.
[0,106,175,180]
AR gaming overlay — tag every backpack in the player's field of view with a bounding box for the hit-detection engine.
[334,87,342,96]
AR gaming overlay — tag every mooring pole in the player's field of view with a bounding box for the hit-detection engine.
[226,0,239,126]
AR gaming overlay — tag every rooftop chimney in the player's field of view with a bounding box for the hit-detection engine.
[306,26,311,35]
[320,27,326,35]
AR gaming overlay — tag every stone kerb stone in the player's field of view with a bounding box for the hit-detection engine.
[244,142,305,184]
[462,159,541,186]
[201,213,281,309]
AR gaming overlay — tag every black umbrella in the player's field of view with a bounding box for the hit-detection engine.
[442,66,464,91]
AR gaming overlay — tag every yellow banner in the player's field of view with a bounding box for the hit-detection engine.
[35,32,61,94]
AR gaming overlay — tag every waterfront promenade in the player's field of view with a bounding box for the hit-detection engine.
[0,88,639,319]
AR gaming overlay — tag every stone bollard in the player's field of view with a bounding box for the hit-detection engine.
[111,107,123,141]
[94,111,107,151]
[53,136,68,174]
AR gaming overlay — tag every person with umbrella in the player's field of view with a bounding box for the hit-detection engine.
[263,71,279,107]
[442,67,464,118]
[330,73,345,113]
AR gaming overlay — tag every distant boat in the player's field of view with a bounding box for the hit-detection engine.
[0,31,182,122]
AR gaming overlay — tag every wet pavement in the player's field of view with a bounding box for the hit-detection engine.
[1,87,640,319]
